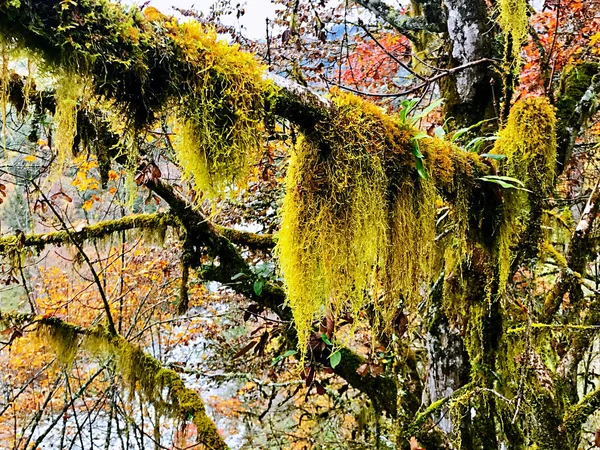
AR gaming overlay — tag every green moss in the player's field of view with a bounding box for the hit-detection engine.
[556,63,600,126]
[171,23,267,198]
[277,89,497,357]
[556,62,600,163]
[497,0,528,68]
[491,97,557,290]
[36,318,81,365]
[53,73,85,167]
[0,213,178,255]
[0,0,267,197]
[86,329,228,448]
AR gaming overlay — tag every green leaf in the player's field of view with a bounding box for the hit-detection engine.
[464,135,498,153]
[411,98,444,126]
[478,175,531,192]
[450,118,494,143]
[230,272,246,280]
[399,99,418,123]
[415,157,429,180]
[412,132,430,141]
[329,351,341,369]
[270,349,297,366]
[321,333,332,345]
[480,153,506,160]
[253,278,265,296]
[412,144,424,159]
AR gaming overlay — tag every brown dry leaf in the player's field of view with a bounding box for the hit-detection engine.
[356,363,369,377]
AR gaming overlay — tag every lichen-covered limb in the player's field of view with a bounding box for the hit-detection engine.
[563,384,600,437]
[0,0,494,186]
[543,180,600,321]
[0,311,229,449]
[556,63,600,170]
[353,0,445,34]
[407,382,474,436]
[213,225,275,251]
[0,212,178,254]
[0,211,273,255]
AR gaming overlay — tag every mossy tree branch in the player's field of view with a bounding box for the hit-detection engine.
[144,179,399,416]
[563,384,600,442]
[0,212,177,254]
[353,0,445,35]
[543,180,600,321]
[555,63,600,170]
[0,211,274,255]
[0,311,229,450]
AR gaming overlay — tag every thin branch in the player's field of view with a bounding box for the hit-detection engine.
[353,0,444,34]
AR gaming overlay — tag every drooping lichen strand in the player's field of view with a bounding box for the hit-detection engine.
[277,90,439,356]
[36,318,80,365]
[53,74,84,166]
[171,23,266,198]
[497,0,528,68]
[379,178,437,327]
[493,97,557,289]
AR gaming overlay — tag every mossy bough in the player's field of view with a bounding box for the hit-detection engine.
[0,0,267,195]
[0,313,229,450]
[277,90,491,356]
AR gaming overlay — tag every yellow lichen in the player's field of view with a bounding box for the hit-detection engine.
[53,73,85,167]
[492,97,557,290]
[277,90,438,356]
[497,0,529,67]
[36,319,80,365]
[170,23,267,198]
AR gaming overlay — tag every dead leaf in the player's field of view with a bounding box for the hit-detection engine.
[357,364,369,377]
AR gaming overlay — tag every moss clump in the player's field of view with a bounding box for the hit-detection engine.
[491,97,556,290]
[497,0,528,68]
[36,318,81,365]
[277,90,437,356]
[171,23,267,198]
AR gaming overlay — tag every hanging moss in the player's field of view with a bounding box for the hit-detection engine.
[497,0,528,69]
[491,97,557,290]
[85,327,228,449]
[171,23,267,198]
[53,73,85,166]
[36,318,80,365]
[277,90,440,356]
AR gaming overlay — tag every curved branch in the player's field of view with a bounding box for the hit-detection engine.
[353,0,444,34]
[543,180,600,321]
[0,311,229,449]
[145,179,400,416]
